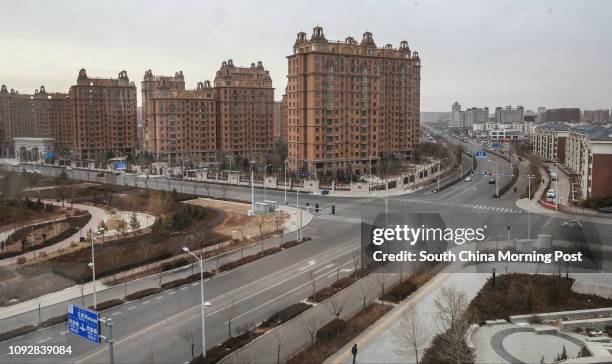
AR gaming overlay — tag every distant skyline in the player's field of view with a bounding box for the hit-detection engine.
[1,0,610,111]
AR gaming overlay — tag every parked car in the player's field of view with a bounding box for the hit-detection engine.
[546,190,556,199]
[320,189,329,195]
[488,177,495,184]
[464,176,471,182]
[96,172,105,177]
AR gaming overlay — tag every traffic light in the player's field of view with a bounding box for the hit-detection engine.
[315,203,319,213]
[332,205,336,215]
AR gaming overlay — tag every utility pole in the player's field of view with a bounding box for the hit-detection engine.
[526,174,536,239]
[555,162,559,211]
[284,160,288,205]
[89,230,97,309]
[250,169,255,215]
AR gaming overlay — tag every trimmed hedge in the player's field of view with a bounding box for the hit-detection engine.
[382,279,417,303]
[125,288,162,301]
[259,302,312,329]
[316,319,346,341]
[92,299,125,311]
[41,315,67,328]
[0,325,37,342]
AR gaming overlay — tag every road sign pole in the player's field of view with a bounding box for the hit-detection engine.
[106,319,115,364]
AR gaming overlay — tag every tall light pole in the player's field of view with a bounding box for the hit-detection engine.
[295,189,303,241]
[89,229,97,309]
[182,247,212,359]
[264,163,272,201]
[284,160,288,205]
[555,162,559,211]
[526,174,536,239]
[371,193,388,227]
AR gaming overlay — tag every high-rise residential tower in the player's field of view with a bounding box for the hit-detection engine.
[285,27,421,175]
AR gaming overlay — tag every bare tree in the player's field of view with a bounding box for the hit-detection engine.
[375,273,388,305]
[178,328,197,360]
[427,286,473,363]
[395,307,427,364]
[324,295,347,342]
[273,327,284,364]
[254,215,266,255]
[273,211,282,232]
[225,298,239,339]
[302,314,319,346]
[310,271,317,302]
[358,280,369,310]
[351,249,361,278]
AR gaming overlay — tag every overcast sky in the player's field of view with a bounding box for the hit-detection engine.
[1,0,610,111]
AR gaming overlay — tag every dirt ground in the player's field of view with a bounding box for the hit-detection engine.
[185,198,287,241]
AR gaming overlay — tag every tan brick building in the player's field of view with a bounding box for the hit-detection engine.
[142,61,275,164]
[70,69,137,160]
[143,76,218,163]
[285,27,421,175]
[214,60,274,160]
[0,84,72,156]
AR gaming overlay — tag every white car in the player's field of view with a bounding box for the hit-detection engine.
[546,190,556,199]
[464,176,471,182]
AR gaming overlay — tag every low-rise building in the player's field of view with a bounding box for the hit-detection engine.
[565,124,612,200]
[532,122,570,163]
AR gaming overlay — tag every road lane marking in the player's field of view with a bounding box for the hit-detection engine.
[313,264,334,275]
[36,337,52,344]
[112,311,122,316]
[60,330,68,335]
[180,286,188,290]
[299,260,316,272]
[168,291,176,295]
[155,296,163,300]
[127,306,136,310]
[191,282,199,286]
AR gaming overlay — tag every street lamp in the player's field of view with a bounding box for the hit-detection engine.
[182,247,212,358]
[371,193,388,228]
[525,174,536,239]
[264,163,272,201]
[284,160,288,205]
[89,228,99,309]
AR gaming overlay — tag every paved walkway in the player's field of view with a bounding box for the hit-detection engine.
[325,269,489,364]
[0,201,109,266]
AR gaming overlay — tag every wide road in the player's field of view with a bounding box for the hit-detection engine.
[1,146,608,364]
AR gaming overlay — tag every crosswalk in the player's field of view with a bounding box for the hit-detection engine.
[314,214,373,225]
[380,197,523,215]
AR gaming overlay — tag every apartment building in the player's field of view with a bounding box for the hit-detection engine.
[142,61,274,164]
[214,60,274,160]
[532,122,570,163]
[565,124,612,199]
[70,69,138,160]
[495,105,524,124]
[583,109,610,123]
[543,108,580,123]
[463,107,489,128]
[0,84,72,156]
[286,27,421,174]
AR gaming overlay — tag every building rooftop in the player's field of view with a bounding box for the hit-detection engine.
[537,122,571,131]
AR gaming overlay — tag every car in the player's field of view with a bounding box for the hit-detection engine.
[546,190,556,199]
[562,220,582,229]
[550,172,558,181]
[464,176,471,182]
[320,189,329,195]
[488,177,495,184]
[96,172,105,177]
[65,166,72,171]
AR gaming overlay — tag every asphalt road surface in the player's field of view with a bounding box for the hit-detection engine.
[1,145,609,364]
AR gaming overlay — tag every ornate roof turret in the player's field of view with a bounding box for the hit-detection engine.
[361,31,376,47]
[311,26,326,42]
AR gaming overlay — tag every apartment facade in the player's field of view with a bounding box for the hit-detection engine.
[463,107,489,127]
[532,122,570,163]
[142,61,274,164]
[565,124,612,199]
[70,69,138,160]
[0,84,72,156]
[583,109,610,123]
[495,105,524,124]
[543,108,580,123]
[144,79,217,163]
[286,27,421,174]
[214,60,274,160]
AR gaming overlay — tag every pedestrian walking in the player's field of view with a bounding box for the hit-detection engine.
[351,343,358,363]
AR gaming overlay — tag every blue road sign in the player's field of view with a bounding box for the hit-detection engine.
[45,151,56,160]
[114,161,127,170]
[68,304,100,344]
[491,143,500,149]
[474,151,486,158]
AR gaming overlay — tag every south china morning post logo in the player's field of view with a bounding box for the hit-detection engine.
[359,212,588,270]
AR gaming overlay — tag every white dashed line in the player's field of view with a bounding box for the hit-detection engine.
[142,300,150,305]
[60,330,68,335]
[112,311,122,316]
[191,282,199,286]
[155,296,163,300]
[168,291,176,295]
[36,337,52,344]
[127,306,136,311]
[180,286,188,290]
